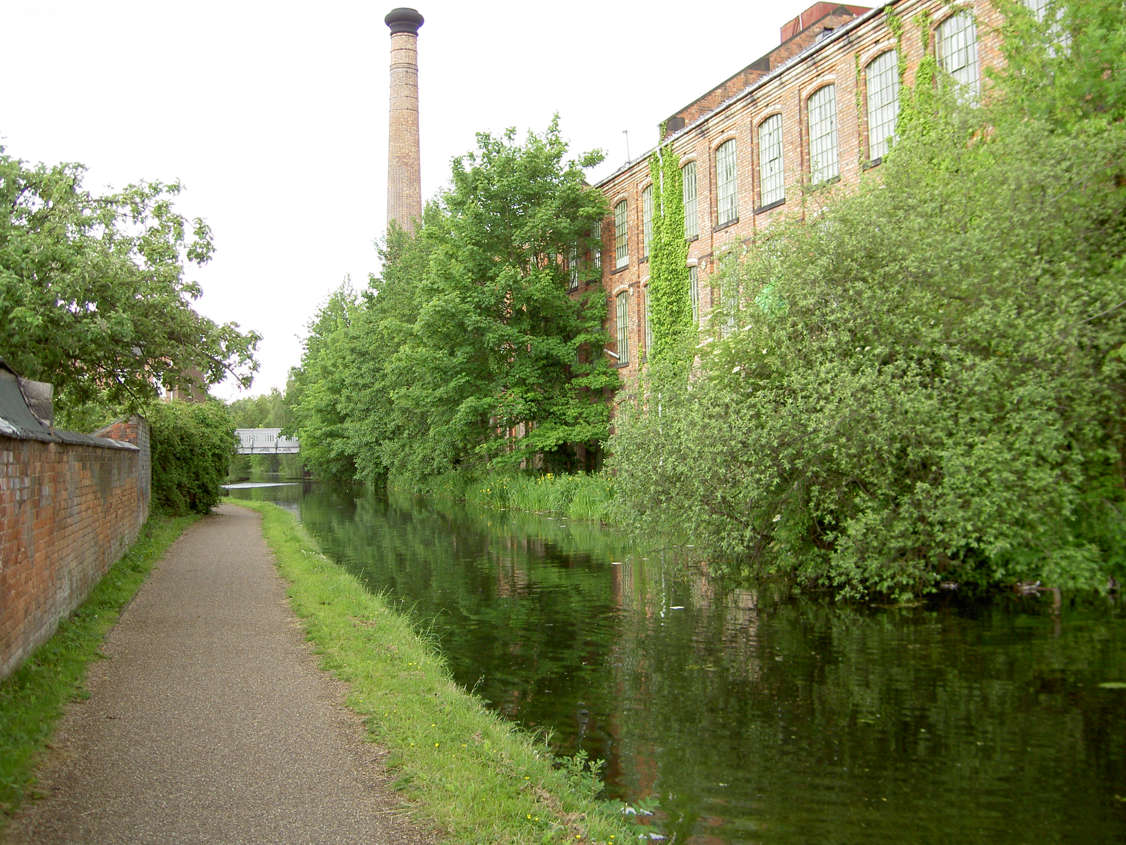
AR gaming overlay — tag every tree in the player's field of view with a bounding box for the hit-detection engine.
[285,282,363,483]
[396,120,616,477]
[0,151,259,419]
[288,120,618,485]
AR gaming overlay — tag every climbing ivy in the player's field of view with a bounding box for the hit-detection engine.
[645,140,692,364]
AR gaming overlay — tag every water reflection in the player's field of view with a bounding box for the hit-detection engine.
[232,483,1126,843]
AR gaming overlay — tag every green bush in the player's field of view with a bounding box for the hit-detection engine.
[148,401,235,515]
[609,7,1126,599]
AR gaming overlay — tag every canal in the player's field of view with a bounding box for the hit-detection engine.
[227,482,1126,843]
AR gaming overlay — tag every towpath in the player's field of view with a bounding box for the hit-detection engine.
[5,504,437,844]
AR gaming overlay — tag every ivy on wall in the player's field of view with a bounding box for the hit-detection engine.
[645,140,692,363]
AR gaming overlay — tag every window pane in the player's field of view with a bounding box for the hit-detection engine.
[614,200,628,269]
[568,245,579,291]
[938,11,980,101]
[616,291,629,364]
[642,184,653,259]
[689,265,699,324]
[683,162,698,239]
[1023,0,1069,52]
[758,114,784,206]
[590,222,602,271]
[866,50,900,160]
[808,84,839,183]
[715,140,738,226]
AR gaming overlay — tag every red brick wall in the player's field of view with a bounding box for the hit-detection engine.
[595,0,1006,386]
[0,417,150,679]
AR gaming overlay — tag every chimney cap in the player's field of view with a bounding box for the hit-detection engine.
[385,7,424,34]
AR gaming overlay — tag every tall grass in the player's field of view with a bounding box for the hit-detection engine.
[409,471,616,523]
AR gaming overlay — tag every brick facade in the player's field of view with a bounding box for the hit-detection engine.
[0,416,150,679]
[591,0,1007,383]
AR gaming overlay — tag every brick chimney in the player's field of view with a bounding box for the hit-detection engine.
[385,7,424,234]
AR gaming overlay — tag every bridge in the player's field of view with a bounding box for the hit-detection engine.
[234,428,300,455]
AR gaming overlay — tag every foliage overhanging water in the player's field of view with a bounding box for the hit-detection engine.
[229,482,1126,843]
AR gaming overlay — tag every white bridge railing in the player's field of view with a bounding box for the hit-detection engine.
[234,428,300,455]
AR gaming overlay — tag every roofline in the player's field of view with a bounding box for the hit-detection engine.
[595,1,889,189]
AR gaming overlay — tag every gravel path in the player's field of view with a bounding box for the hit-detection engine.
[6,504,438,844]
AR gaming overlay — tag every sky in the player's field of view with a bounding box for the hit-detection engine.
[5,0,823,400]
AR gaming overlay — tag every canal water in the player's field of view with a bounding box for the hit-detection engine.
[227,482,1126,843]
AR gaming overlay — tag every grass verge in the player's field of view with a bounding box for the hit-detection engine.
[0,513,199,828]
[234,498,632,844]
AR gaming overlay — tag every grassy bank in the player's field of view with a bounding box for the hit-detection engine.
[0,513,198,827]
[418,470,616,524]
[236,499,631,844]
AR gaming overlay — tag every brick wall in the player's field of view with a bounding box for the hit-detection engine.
[0,417,150,679]
[594,0,1007,385]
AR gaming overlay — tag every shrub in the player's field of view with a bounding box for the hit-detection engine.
[147,401,235,514]
[609,22,1126,598]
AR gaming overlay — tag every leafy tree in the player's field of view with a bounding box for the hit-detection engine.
[289,120,618,485]
[0,150,259,419]
[394,120,616,477]
[610,0,1126,599]
[227,388,290,429]
[285,282,363,483]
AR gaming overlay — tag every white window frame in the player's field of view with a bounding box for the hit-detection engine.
[689,265,699,324]
[1023,0,1069,53]
[590,222,602,272]
[937,11,980,102]
[715,139,738,227]
[758,114,784,206]
[682,161,699,239]
[642,184,654,259]
[866,51,900,160]
[567,245,579,291]
[615,291,630,365]
[614,200,628,269]
[808,84,839,184]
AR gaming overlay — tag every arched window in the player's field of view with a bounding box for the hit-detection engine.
[641,184,654,259]
[937,11,979,101]
[808,85,839,183]
[615,291,630,365]
[866,51,900,160]
[614,200,629,269]
[758,114,784,206]
[715,140,738,226]
[689,264,700,323]
[682,161,699,239]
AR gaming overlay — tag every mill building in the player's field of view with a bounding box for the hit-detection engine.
[586,0,1025,379]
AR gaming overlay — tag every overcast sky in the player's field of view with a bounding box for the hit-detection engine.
[5,0,822,400]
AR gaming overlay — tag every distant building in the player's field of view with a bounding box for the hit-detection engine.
[588,0,1009,380]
